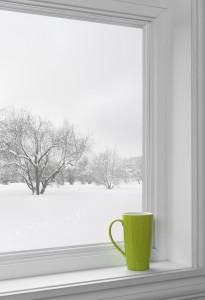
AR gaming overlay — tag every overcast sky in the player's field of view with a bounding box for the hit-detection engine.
[0,10,142,158]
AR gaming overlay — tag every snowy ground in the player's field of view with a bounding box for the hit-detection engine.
[0,182,142,252]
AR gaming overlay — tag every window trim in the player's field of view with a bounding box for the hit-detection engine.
[0,264,205,300]
[0,0,166,26]
[191,0,205,269]
[0,242,164,281]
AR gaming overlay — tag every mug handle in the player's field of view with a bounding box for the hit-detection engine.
[109,219,126,257]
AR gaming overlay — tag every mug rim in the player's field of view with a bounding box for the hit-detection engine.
[123,212,153,216]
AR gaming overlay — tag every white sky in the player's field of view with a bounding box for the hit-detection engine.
[0,10,142,158]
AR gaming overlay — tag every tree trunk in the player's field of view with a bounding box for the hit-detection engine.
[40,166,65,195]
[40,185,46,194]
[35,167,40,195]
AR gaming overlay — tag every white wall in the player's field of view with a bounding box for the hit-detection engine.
[166,0,192,266]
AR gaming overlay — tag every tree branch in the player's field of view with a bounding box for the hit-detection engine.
[38,145,57,164]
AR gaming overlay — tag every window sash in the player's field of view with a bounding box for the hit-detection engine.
[0,0,166,280]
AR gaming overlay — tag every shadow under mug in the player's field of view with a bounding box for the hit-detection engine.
[109,212,153,271]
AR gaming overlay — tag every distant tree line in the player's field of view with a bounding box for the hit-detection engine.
[57,151,142,189]
[0,107,142,194]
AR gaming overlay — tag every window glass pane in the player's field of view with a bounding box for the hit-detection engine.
[0,10,142,251]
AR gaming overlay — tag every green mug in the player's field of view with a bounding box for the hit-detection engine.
[109,212,153,271]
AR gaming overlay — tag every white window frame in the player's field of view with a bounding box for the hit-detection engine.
[0,0,165,280]
[0,4,204,299]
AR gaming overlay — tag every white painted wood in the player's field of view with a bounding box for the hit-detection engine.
[191,0,199,269]
[165,0,192,266]
[0,263,205,300]
[143,20,158,249]
[0,261,190,295]
[0,243,162,280]
[191,0,205,269]
[152,9,167,258]
[114,0,168,9]
[196,0,205,270]
[143,8,166,256]
[0,0,165,27]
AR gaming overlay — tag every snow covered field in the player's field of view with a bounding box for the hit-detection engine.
[0,182,142,252]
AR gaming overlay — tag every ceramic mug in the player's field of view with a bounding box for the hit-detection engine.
[109,212,153,271]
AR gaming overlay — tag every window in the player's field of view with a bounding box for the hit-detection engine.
[0,1,164,280]
[0,0,165,281]
[0,0,196,283]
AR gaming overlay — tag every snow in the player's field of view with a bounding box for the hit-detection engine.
[0,182,142,252]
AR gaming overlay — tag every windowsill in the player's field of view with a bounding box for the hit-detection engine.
[0,261,194,299]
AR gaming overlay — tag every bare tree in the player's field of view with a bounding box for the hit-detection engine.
[91,149,121,189]
[0,165,20,185]
[76,156,93,184]
[64,167,77,185]
[0,107,88,195]
[120,156,142,184]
